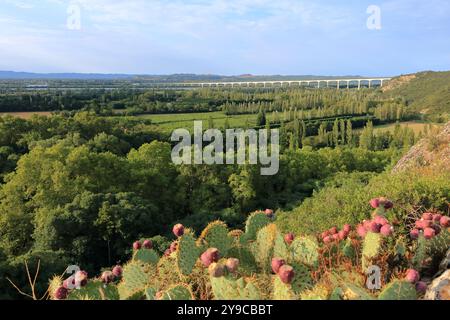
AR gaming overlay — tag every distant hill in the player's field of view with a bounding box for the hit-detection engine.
[383,71,450,120]
[0,71,135,80]
[0,71,364,82]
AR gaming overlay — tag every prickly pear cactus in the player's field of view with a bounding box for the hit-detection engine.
[67,281,119,300]
[48,276,63,300]
[362,232,382,270]
[241,211,271,243]
[290,236,319,268]
[342,238,357,261]
[340,282,375,300]
[117,262,153,300]
[144,286,159,300]
[254,224,278,272]
[378,280,417,300]
[426,228,450,257]
[176,232,202,276]
[272,263,314,300]
[273,231,290,260]
[210,275,261,300]
[159,284,194,300]
[198,221,233,257]
[133,248,159,265]
[273,276,296,300]
[412,234,427,270]
[299,284,330,300]
[227,246,258,275]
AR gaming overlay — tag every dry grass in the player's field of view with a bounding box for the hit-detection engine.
[0,111,52,119]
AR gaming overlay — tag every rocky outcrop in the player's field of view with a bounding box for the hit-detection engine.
[392,121,450,173]
[424,270,450,300]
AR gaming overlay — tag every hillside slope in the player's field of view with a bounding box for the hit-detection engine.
[276,122,450,235]
[393,121,450,173]
[383,71,450,120]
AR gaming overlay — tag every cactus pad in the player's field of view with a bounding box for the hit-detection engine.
[159,284,194,300]
[362,232,382,270]
[290,237,319,268]
[241,211,270,243]
[133,248,159,265]
[210,275,261,300]
[198,221,233,257]
[378,280,417,300]
[176,233,202,276]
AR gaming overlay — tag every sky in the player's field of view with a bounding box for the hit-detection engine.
[0,0,449,76]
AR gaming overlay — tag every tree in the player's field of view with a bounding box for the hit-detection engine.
[346,120,353,147]
[256,109,266,127]
[359,120,374,150]
[332,119,339,147]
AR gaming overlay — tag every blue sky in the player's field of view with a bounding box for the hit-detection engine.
[0,0,449,76]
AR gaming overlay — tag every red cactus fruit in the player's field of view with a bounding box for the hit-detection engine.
[332,233,340,241]
[208,263,225,278]
[112,265,123,278]
[432,224,442,235]
[284,233,295,245]
[380,224,393,237]
[432,214,442,223]
[440,216,450,227]
[415,281,427,294]
[423,227,436,240]
[321,230,330,239]
[343,224,352,233]
[169,241,178,253]
[54,286,68,300]
[172,224,185,237]
[405,269,420,284]
[369,198,380,209]
[164,249,171,256]
[422,212,433,221]
[323,236,332,244]
[200,248,220,267]
[74,270,88,287]
[265,209,274,218]
[369,221,381,233]
[384,200,394,210]
[363,220,372,230]
[338,230,346,240]
[101,271,114,284]
[410,229,420,240]
[329,227,338,235]
[278,265,295,284]
[133,241,142,250]
[357,224,367,238]
[225,258,239,273]
[415,219,432,229]
[271,258,286,274]
[374,215,388,226]
[378,197,392,209]
[143,239,153,249]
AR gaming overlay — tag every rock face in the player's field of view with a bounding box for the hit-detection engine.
[424,270,450,300]
[439,249,450,274]
[392,121,450,173]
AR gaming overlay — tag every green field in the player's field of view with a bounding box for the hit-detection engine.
[132,111,280,131]
[372,121,442,134]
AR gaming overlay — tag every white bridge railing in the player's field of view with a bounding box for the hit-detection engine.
[148,78,392,89]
